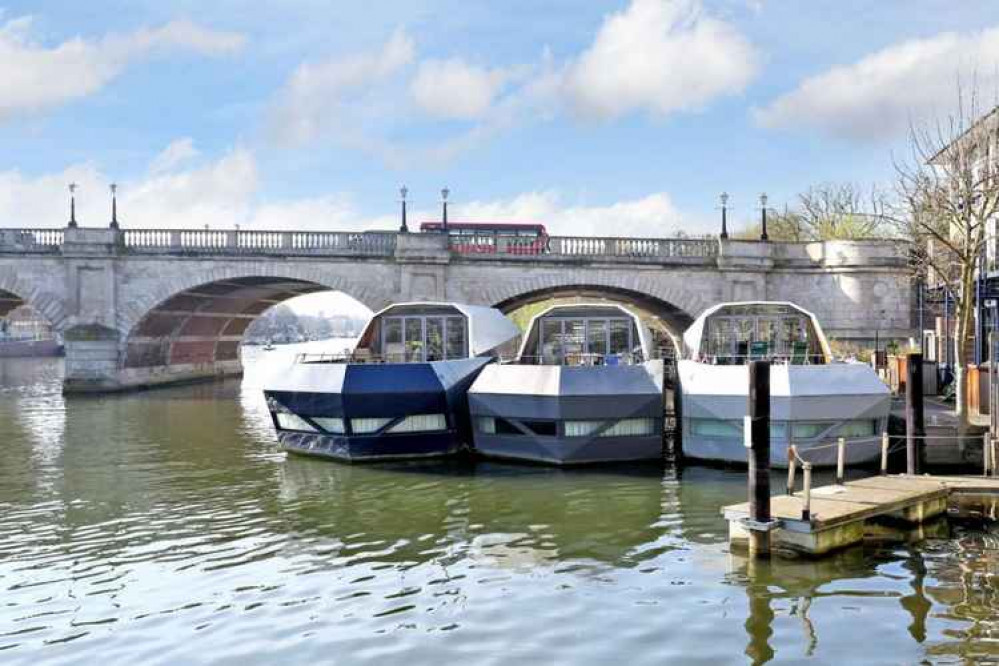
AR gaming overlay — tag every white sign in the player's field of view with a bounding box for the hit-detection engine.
[744,415,753,448]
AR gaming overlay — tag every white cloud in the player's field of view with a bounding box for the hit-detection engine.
[149,137,200,174]
[269,28,415,146]
[0,16,245,121]
[410,59,518,120]
[564,0,759,120]
[754,26,999,142]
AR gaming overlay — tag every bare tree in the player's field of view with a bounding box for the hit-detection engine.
[732,183,891,241]
[894,84,999,428]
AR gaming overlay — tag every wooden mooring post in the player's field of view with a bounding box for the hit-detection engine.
[746,360,775,557]
[906,352,925,475]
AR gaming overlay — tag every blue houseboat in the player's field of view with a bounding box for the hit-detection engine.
[263,302,519,462]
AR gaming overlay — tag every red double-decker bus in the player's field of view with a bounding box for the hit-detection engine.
[419,222,549,255]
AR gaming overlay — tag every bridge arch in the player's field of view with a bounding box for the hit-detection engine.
[118,263,393,380]
[493,284,696,338]
[0,268,68,331]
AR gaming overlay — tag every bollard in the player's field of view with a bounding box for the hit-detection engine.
[836,437,846,485]
[985,433,992,478]
[881,432,889,476]
[786,447,797,495]
[747,360,772,557]
[905,353,925,475]
[801,462,813,522]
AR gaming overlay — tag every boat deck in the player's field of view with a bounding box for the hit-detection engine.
[723,474,999,556]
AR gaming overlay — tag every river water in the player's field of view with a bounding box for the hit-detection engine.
[1,346,998,665]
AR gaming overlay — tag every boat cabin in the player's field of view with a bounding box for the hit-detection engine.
[518,304,653,365]
[343,302,518,364]
[683,302,830,365]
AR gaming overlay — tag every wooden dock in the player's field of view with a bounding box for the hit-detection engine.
[723,474,999,557]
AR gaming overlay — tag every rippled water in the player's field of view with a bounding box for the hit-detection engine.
[2,349,999,665]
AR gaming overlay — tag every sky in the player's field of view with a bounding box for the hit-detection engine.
[2,0,999,242]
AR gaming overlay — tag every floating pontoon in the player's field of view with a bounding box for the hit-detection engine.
[678,301,890,467]
[263,302,519,462]
[468,304,666,465]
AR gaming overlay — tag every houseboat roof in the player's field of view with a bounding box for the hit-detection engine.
[517,302,653,359]
[682,301,832,361]
[361,302,519,357]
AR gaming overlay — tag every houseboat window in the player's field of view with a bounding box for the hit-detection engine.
[541,319,563,364]
[387,414,447,433]
[476,417,497,434]
[704,310,815,361]
[563,320,586,359]
[276,412,318,433]
[313,417,345,434]
[603,418,655,437]
[383,318,403,360]
[565,421,602,437]
[587,320,609,356]
[405,318,424,362]
[690,419,743,438]
[840,420,877,437]
[610,320,631,355]
[426,318,445,361]
[567,418,655,437]
[523,421,558,437]
[791,422,828,439]
[445,317,467,359]
[351,417,392,434]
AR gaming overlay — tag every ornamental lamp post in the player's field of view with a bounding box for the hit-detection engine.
[68,183,78,228]
[759,192,769,242]
[720,192,729,240]
[400,186,409,233]
[109,183,120,230]
[441,187,449,232]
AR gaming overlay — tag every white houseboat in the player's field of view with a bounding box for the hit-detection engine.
[263,302,519,462]
[468,303,666,465]
[678,301,890,467]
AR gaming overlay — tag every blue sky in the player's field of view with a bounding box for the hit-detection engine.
[2,0,999,238]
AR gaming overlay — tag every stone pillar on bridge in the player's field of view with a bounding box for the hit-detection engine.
[394,231,450,302]
[61,227,125,393]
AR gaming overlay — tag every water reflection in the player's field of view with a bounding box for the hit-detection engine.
[1,353,999,664]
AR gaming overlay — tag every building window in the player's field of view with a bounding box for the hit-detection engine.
[276,412,317,433]
[387,414,447,433]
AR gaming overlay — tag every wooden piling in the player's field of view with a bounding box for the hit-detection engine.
[906,353,925,475]
[786,446,797,495]
[836,437,846,485]
[801,462,812,522]
[985,433,992,478]
[748,360,771,557]
[881,432,889,476]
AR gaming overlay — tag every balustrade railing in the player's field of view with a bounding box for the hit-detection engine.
[121,229,397,256]
[0,228,64,252]
[447,233,718,260]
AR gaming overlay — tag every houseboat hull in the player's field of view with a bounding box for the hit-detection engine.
[469,361,665,465]
[678,361,891,468]
[264,357,491,462]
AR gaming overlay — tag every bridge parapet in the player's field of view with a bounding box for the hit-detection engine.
[121,228,397,256]
[0,228,64,253]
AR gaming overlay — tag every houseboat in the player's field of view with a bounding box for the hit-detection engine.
[678,301,890,467]
[262,302,519,462]
[468,303,666,465]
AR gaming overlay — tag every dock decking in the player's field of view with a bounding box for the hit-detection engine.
[723,474,999,556]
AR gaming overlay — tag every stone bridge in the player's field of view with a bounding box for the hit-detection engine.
[0,226,914,393]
